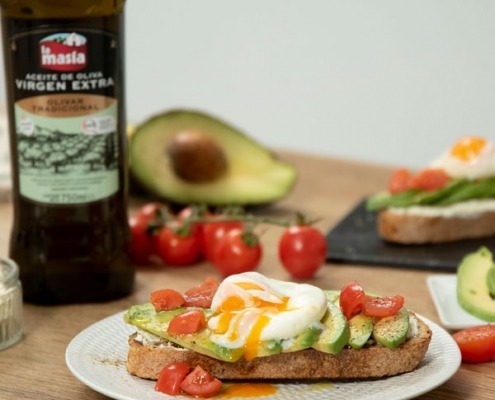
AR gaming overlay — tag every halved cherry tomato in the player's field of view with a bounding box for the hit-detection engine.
[201,220,244,262]
[180,365,223,397]
[150,288,185,311]
[362,295,404,317]
[184,277,220,308]
[155,362,191,395]
[212,228,262,277]
[453,325,495,363]
[410,168,449,191]
[155,223,201,266]
[339,281,367,319]
[167,309,207,335]
[388,168,413,194]
[278,225,327,279]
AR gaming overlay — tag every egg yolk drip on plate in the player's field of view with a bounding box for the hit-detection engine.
[431,136,495,179]
[208,272,327,360]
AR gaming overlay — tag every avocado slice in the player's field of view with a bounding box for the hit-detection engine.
[129,110,297,205]
[124,303,322,361]
[372,307,409,349]
[124,303,244,362]
[348,313,373,350]
[311,300,350,354]
[457,247,495,322]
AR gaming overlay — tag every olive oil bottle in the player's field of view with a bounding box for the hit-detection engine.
[0,0,134,304]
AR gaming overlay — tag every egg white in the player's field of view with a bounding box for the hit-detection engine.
[430,139,495,179]
[208,272,327,350]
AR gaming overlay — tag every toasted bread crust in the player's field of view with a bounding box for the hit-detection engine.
[126,313,432,380]
[378,209,495,244]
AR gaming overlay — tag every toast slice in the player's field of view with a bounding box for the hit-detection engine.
[126,312,432,380]
[378,207,495,244]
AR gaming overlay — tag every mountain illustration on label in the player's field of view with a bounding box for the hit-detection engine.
[40,32,87,72]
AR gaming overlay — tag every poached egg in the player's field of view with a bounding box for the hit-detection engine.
[207,272,327,360]
[430,136,495,179]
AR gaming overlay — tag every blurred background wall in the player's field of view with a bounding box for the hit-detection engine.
[1,0,494,169]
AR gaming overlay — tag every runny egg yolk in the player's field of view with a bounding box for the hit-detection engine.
[208,272,328,361]
[213,282,290,361]
[450,136,487,162]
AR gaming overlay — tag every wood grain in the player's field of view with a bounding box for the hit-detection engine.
[0,150,493,400]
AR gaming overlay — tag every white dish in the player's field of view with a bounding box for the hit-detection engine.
[427,274,489,330]
[66,311,460,400]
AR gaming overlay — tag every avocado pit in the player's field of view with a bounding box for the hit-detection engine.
[167,130,228,183]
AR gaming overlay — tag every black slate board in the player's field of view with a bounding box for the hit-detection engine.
[326,199,495,272]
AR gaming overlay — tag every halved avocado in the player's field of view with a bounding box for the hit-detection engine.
[129,110,297,205]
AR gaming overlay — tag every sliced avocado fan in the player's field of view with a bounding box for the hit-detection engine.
[129,109,297,206]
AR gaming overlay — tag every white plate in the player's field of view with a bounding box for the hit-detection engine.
[66,311,461,400]
[427,274,489,330]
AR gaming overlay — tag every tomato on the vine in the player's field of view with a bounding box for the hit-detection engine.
[129,202,169,265]
[212,228,262,276]
[180,366,223,397]
[177,206,211,257]
[453,325,495,363]
[129,215,155,265]
[201,220,244,262]
[278,225,327,279]
[155,223,201,266]
[339,281,367,319]
[155,362,191,396]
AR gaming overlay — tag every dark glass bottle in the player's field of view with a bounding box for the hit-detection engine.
[0,0,134,304]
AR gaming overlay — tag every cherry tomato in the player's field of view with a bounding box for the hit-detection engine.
[155,223,201,266]
[177,206,211,258]
[136,202,170,220]
[129,202,169,265]
[180,365,223,397]
[150,288,185,311]
[339,281,367,319]
[201,220,244,262]
[129,215,156,265]
[167,309,207,335]
[388,168,413,194]
[410,168,449,191]
[212,228,262,277]
[362,295,404,318]
[184,277,220,308]
[155,362,191,395]
[453,325,495,363]
[278,225,327,279]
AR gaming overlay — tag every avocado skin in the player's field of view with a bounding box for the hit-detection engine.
[129,109,297,206]
[457,247,495,322]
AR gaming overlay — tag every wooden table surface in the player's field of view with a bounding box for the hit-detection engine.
[0,151,493,400]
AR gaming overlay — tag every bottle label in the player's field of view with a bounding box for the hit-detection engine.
[9,29,121,204]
